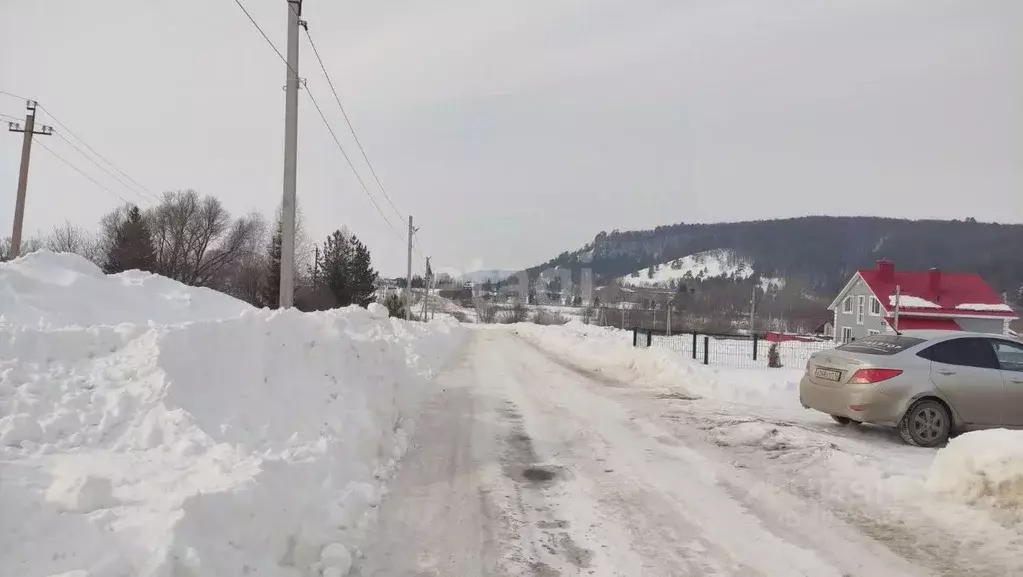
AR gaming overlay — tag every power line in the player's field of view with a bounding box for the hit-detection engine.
[304,27,404,221]
[305,90,406,243]
[51,131,152,204]
[0,112,20,123]
[38,105,158,202]
[34,137,135,206]
[0,89,28,101]
[230,0,413,249]
[232,0,291,72]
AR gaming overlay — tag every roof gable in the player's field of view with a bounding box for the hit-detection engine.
[859,268,1017,318]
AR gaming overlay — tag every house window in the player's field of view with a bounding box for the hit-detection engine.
[842,297,852,313]
[867,329,880,336]
[841,326,852,343]
[869,297,882,316]
[856,296,865,325]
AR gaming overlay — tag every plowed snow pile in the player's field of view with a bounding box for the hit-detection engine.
[0,252,465,577]
[927,429,1023,509]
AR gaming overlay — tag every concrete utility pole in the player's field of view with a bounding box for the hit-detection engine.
[405,215,417,320]
[7,100,53,260]
[279,0,304,308]
[423,256,432,322]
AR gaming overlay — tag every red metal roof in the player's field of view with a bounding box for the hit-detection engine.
[859,262,1017,319]
[884,317,961,330]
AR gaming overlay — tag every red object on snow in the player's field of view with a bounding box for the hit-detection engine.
[884,317,961,331]
[859,260,1016,318]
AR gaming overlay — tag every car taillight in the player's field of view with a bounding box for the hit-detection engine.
[848,368,903,384]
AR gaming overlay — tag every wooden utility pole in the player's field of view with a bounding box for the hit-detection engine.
[6,100,53,260]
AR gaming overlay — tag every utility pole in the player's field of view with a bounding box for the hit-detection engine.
[279,0,304,308]
[421,257,429,325]
[405,215,417,320]
[6,100,53,260]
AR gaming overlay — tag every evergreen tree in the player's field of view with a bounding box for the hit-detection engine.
[104,206,156,274]
[347,235,378,307]
[316,229,378,308]
[261,222,283,309]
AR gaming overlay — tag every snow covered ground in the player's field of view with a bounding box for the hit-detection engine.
[512,321,1023,576]
[0,252,466,577]
[8,252,1023,576]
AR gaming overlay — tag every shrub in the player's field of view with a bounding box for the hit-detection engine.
[768,342,783,368]
[500,302,529,324]
[383,293,407,318]
[533,309,569,326]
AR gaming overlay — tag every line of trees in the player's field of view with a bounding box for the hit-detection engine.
[1,189,379,312]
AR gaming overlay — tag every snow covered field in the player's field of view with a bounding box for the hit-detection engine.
[0,252,466,577]
[650,331,834,369]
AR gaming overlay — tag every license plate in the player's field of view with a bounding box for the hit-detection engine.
[814,367,842,382]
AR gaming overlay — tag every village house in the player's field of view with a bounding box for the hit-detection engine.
[828,259,1018,343]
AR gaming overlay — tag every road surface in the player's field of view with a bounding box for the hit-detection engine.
[355,330,935,577]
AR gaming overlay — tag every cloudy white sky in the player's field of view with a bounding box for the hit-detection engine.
[1,0,1020,275]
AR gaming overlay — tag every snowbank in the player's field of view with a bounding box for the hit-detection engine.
[927,429,1023,509]
[0,250,252,326]
[0,253,466,577]
[510,321,803,406]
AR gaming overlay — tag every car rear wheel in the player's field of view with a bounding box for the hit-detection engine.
[899,399,951,447]
[830,415,860,426]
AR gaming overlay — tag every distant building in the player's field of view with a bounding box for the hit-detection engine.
[828,259,1018,343]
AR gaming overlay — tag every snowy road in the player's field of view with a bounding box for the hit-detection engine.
[356,331,937,577]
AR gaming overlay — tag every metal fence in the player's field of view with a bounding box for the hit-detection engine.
[635,330,836,369]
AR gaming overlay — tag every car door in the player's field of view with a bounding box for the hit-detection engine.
[990,339,1023,426]
[920,337,1003,425]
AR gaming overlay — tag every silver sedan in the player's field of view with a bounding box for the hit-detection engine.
[799,330,1023,447]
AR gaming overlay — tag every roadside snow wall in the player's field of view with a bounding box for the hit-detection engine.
[927,429,1023,510]
[509,321,803,406]
[0,252,465,577]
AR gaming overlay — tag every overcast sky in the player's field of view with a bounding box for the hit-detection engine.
[2,0,1020,275]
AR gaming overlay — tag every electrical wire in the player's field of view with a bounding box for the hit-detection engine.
[0,89,28,101]
[303,27,404,221]
[50,132,152,204]
[0,112,20,123]
[233,0,293,73]
[38,105,158,202]
[35,137,136,206]
[232,0,415,249]
[306,90,406,243]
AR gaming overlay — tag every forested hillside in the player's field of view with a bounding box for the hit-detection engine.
[530,217,1023,305]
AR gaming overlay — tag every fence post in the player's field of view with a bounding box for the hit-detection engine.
[692,333,698,359]
[703,336,710,365]
[646,329,652,347]
[632,328,638,347]
[753,335,759,361]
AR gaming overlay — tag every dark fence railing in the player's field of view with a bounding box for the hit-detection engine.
[634,329,835,369]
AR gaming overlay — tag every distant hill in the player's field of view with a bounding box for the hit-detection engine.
[458,269,517,284]
[528,216,1023,305]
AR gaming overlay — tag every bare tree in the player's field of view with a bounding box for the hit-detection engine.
[145,190,261,288]
[43,220,104,264]
[0,236,43,262]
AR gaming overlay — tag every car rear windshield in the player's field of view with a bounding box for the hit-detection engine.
[835,335,925,355]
